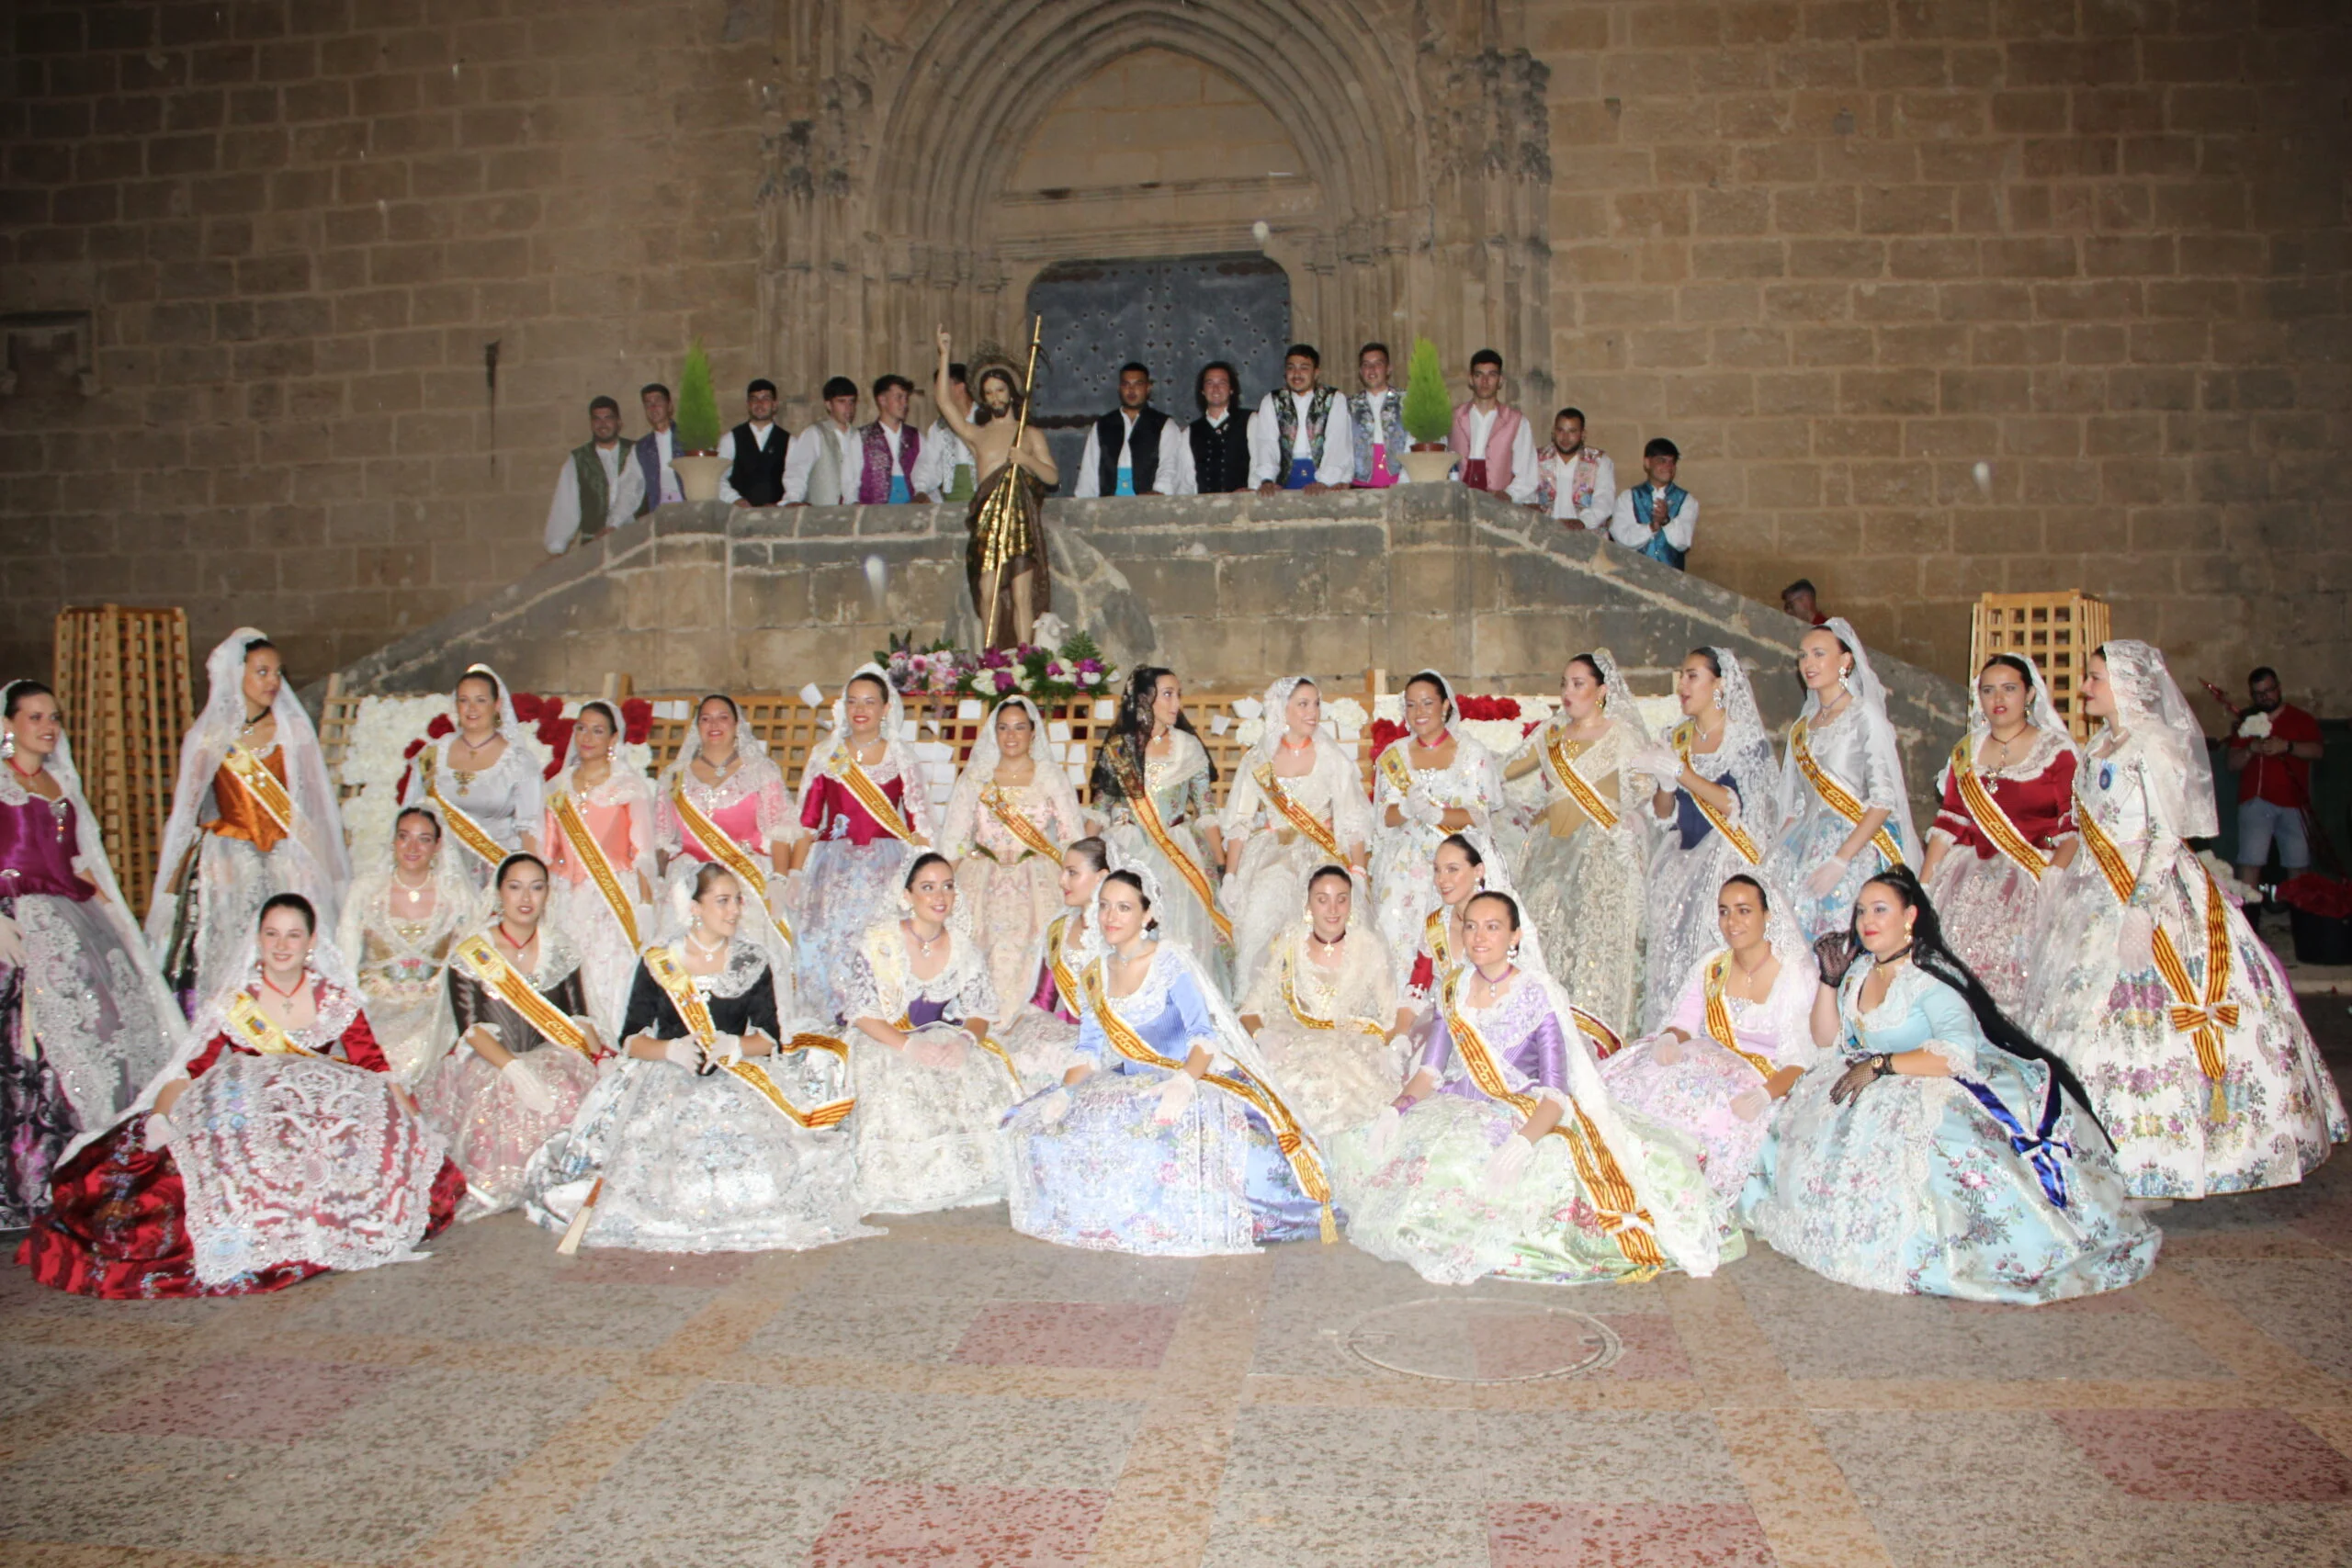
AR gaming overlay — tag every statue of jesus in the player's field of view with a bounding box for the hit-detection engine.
[935,326,1059,648]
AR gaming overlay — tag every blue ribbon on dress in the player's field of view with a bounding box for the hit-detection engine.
[1954,1075,2073,1210]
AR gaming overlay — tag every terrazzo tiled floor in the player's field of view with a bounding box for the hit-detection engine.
[6,1003,2352,1566]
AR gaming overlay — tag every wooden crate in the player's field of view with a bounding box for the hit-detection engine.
[1969,591,2111,740]
[51,604,194,908]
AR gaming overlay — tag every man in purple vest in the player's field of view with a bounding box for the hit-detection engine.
[633,381,681,514]
[857,374,922,503]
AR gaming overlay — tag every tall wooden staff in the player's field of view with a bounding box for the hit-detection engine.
[978,315,1044,649]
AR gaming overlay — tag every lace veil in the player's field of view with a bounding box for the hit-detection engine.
[938,694,1084,861]
[2098,638,2218,839]
[800,662,929,837]
[1788,618,1918,859]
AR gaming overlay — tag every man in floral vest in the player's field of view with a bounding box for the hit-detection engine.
[1248,343,1354,493]
[857,374,922,504]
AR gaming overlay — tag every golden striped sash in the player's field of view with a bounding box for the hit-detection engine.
[1437,970,1662,1271]
[1251,761,1342,859]
[220,743,294,835]
[891,1008,1023,1092]
[1083,960,1336,1241]
[420,751,507,870]
[829,752,919,844]
[452,935,593,1058]
[1949,740,2051,881]
[643,944,854,1128]
[1045,915,1084,1011]
[1543,728,1619,829]
[981,782,1061,863]
[1125,768,1233,944]
[1280,947,1386,1037]
[225,992,318,1056]
[1671,723,1761,865]
[549,790,640,949]
[1791,718,1904,867]
[2075,790,2235,1118]
[671,779,794,947]
[1701,951,1777,1078]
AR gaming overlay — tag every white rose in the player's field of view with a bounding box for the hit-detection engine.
[2238,711,2272,739]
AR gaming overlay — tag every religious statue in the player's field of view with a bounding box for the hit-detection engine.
[935,323,1059,648]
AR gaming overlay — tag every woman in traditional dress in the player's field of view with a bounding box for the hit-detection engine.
[1762,619,1917,942]
[337,804,478,1085]
[1630,649,1781,1035]
[1238,864,1402,1142]
[1090,666,1232,991]
[524,863,875,1253]
[1744,867,2159,1302]
[1919,654,2080,1012]
[939,695,1090,1020]
[0,682,183,1224]
[786,665,930,1026]
[1219,676,1373,996]
[1600,874,1820,1205]
[417,853,605,1219]
[841,852,1017,1213]
[1002,864,1338,1255]
[545,699,656,1043]
[2022,641,2345,1198]
[1333,887,1723,1287]
[21,895,464,1298]
[658,694,797,1021]
[1367,671,1506,983]
[996,837,1111,1092]
[1398,831,1497,1027]
[149,629,350,1011]
[1503,650,1654,1033]
[400,663,542,889]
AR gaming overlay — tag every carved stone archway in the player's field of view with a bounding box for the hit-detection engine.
[761,1,1553,420]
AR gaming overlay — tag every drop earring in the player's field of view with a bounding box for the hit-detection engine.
[0,731,14,760]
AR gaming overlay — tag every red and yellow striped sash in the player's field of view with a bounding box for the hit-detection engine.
[1791,718,1904,867]
[982,781,1061,863]
[1672,724,1761,865]
[1125,769,1233,944]
[1701,951,1777,1079]
[453,935,593,1058]
[549,790,639,949]
[220,742,294,835]
[643,944,854,1128]
[1544,728,1619,829]
[1252,761,1343,859]
[830,752,919,844]
[671,779,794,947]
[1950,740,2050,881]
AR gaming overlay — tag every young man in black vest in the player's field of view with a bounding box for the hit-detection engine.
[542,394,644,553]
[1074,362,1185,497]
[718,378,787,508]
[1181,361,1250,493]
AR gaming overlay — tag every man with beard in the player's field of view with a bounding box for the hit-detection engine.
[2226,665,2324,894]
[933,327,1060,647]
[1074,362,1184,497]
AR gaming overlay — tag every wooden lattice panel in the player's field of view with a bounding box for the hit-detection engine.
[1969,592,2111,741]
[51,604,194,907]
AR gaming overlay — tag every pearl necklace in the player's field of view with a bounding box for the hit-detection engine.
[392,868,431,906]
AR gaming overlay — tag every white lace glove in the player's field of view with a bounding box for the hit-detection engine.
[1482,1133,1534,1195]
[0,911,23,968]
[663,1036,704,1071]
[1648,1033,1685,1066]
[1730,1086,1772,1122]
[2120,906,2156,972]
[1153,1070,1199,1124]
[906,1028,968,1070]
[1628,745,1684,787]
[709,1032,744,1068]
[1035,1086,1075,1126]
[1805,856,1852,899]
[142,1110,178,1152]
[502,1057,557,1116]
[1365,1104,1403,1162]
[1405,794,1444,829]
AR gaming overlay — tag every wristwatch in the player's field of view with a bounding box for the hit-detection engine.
[1870,1053,1896,1078]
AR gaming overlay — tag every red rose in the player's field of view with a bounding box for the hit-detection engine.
[402,738,425,760]
[621,697,653,744]
[1492,697,1521,719]
[1370,718,1409,755]
[426,714,454,739]
[513,693,546,723]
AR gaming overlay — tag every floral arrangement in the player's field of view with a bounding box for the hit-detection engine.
[1367,691,1554,758]
[874,627,1117,704]
[2238,710,2274,740]
[2278,873,2352,921]
[339,692,653,870]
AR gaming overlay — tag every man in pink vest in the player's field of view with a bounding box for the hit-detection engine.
[1449,348,1534,497]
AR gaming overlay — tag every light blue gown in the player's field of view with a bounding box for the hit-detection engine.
[1001,942,1328,1256]
[1743,961,2159,1303]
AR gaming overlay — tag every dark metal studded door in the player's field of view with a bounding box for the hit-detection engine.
[1023,253,1290,493]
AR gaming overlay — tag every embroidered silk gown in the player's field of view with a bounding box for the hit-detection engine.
[939,773,1088,1027]
[842,920,1016,1213]
[1219,742,1374,1001]
[547,766,658,1043]
[1367,735,1506,987]
[401,738,544,888]
[1332,973,1724,1287]
[1924,735,2076,1013]
[1600,946,1821,1204]
[1239,926,1404,1142]
[1764,706,1908,941]
[1095,731,1232,995]
[2023,732,2346,1197]
[1509,720,1651,1035]
[1002,942,1329,1256]
[164,742,302,1007]
[523,941,876,1253]
[417,929,604,1219]
[0,778,175,1224]
[1744,962,2159,1303]
[787,754,925,1027]
[19,977,464,1298]
[996,910,1103,1093]
[1640,723,1780,1034]
[337,870,473,1087]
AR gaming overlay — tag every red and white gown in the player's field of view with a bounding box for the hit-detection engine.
[17,975,463,1299]
[1922,734,2075,1014]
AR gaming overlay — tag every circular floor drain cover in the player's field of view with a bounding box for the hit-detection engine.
[1331,1296,1623,1383]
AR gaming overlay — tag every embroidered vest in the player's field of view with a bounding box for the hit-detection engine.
[857,421,922,503]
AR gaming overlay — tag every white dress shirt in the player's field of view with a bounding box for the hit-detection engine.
[781,419,859,505]
[1455,404,1536,489]
[1074,410,1188,498]
[544,442,643,555]
[910,418,974,500]
[715,421,784,505]
[1511,446,1619,529]
[1609,483,1700,554]
[1245,389,1355,488]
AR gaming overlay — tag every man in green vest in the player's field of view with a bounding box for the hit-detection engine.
[543,394,645,554]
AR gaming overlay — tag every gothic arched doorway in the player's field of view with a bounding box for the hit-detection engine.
[1024,253,1290,491]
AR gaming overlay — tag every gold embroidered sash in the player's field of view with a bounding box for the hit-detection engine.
[1671,724,1761,865]
[549,790,640,949]
[1280,947,1386,1037]
[1376,742,1416,802]
[1792,718,1905,867]
[1701,951,1777,1079]
[453,935,593,1058]
[420,752,506,869]
[829,751,919,844]
[1251,761,1342,859]
[1543,728,1619,830]
[220,742,294,836]
[671,778,794,947]
[1949,739,2051,881]
[1116,747,1232,944]
[1571,1007,1626,1061]
[225,991,319,1056]
[1082,960,1336,1242]
[982,781,1061,863]
[2075,790,2235,1118]
[1045,915,1084,1013]
[643,944,854,1128]
[1436,970,1662,1271]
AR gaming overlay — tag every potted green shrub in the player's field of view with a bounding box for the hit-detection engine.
[669,340,728,503]
[1399,336,1457,484]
